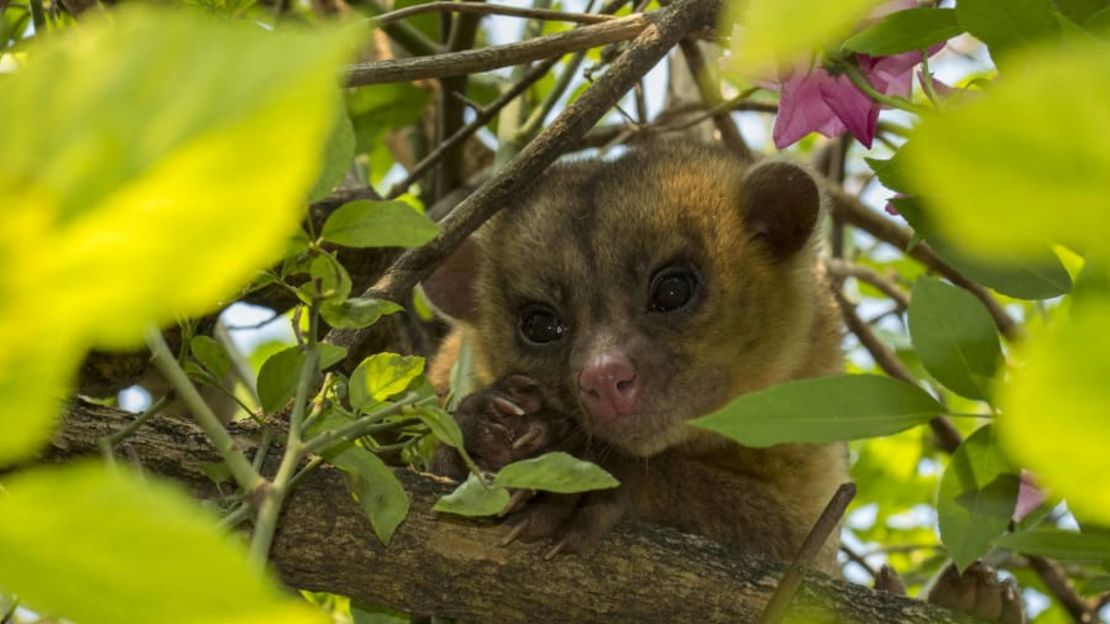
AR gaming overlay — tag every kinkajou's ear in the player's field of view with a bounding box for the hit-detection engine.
[420,237,481,323]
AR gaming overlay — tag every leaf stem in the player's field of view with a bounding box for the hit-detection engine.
[303,395,427,456]
[101,394,173,448]
[842,62,928,115]
[146,328,264,493]
[220,502,253,530]
[919,49,942,107]
[248,300,322,567]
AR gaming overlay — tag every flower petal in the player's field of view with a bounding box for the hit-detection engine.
[818,74,879,148]
[773,67,845,148]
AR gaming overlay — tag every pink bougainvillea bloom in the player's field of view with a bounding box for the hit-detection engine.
[1013,470,1047,523]
[766,0,945,149]
[771,48,938,149]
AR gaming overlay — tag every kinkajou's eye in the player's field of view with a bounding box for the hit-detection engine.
[519,305,567,344]
[648,267,697,312]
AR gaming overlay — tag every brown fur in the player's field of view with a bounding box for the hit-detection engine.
[428,141,849,574]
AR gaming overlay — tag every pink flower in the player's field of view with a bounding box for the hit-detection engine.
[771,50,933,149]
[765,0,945,149]
[1013,470,1046,523]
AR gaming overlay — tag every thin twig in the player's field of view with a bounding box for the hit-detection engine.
[823,258,911,311]
[1027,555,1093,623]
[146,328,265,493]
[303,397,426,456]
[435,4,484,199]
[370,2,617,26]
[839,544,879,580]
[362,0,443,56]
[347,12,655,86]
[220,502,253,530]
[759,483,857,624]
[386,55,561,199]
[827,187,1021,342]
[101,394,173,448]
[248,300,322,566]
[677,38,752,163]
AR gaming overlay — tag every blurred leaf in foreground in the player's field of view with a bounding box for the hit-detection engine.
[0,7,360,465]
[0,462,325,624]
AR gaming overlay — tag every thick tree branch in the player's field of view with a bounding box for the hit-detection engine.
[346,13,655,86]
[50,400,976,624]
[329,0,721,363]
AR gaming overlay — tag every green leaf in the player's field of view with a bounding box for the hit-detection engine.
[412,405,465,449]
[306,107,355,202]
[257,344,346,413]
[306,411,410,544]
[726,0,885,70]
[936,426,1020,572]
[349,353,425,411]
[998,295,1110,525]
[0,6,360,467]
[327,445,410,545]
[865,153,913,195]
[346,83,431,157]
[892,198,1073,300]
[309,252,352,302]
[319,344,348,369]
[908,278,1002,400]
[494,452,620,494]
[321,200,440,248]
[956,0,1060,58]
[433,473,510,517]
[844,8,962,55]
[902,39,1110,259]
[321,297,403,330]
[190,335,231,381]
[996,529,1110,563]
[201,461,232,485]
[1088,6,1110,31]
[690,374,944,447]
[1079,576,1110,595]
[1053,0,1110,25]
[0,462,322,624]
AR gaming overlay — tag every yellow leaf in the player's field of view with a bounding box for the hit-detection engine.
[0,462,328,624]
[726,0,885,71]
[903,39,1110,258]
[998,297,1110,525]
[0,8,362,465]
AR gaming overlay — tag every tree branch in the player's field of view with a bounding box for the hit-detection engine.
[50,400,977,624]
[387,56,561,200]
[823,258,910,311]
[346,12,655,86]
[329,0,722,363]
[827,188,1021,342]
[371,2,617,27]
[676,39,752,163]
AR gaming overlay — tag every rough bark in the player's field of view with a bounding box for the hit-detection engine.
[48,400,975,624]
